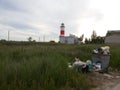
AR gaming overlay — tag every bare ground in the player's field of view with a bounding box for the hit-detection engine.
[88,70,120,90]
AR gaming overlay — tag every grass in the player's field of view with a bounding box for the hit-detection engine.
[0,42,120,90]
[109,45,120,70]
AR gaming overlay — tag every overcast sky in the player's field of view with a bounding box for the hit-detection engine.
[0,0,120,42]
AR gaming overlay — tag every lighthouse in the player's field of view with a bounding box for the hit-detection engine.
[60,23,65,36]
[59,23,81,44]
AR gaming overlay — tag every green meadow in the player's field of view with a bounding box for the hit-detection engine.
[0,42,120,90]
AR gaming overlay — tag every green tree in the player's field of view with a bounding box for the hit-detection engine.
[91,30,97,44]
[85,38,91,44]
[96,36,105,44]
[33,40,36,42]
[79,34,84,42]
[28,37,32,42]
[91,30,97,39]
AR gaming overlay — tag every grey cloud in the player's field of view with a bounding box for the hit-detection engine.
[0,0,99,41]
[0,0,25,12]
[0,21,34,30]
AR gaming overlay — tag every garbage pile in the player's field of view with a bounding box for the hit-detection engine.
[68,57,93,73]
[92,46,110,55]
[92,46,110,72]
[68,46,110,73]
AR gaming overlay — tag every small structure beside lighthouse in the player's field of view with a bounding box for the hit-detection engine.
[59,23,80,44]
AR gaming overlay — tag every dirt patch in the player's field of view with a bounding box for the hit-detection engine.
[87,71,120,90]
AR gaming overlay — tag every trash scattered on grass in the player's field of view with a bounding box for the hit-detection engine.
[68,46,111,73]
[68,57,91,73]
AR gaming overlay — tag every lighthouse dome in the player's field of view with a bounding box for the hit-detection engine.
[61,23,64,26]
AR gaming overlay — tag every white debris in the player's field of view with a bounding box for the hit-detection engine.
[103,73,114,79]
[115,76,120,79]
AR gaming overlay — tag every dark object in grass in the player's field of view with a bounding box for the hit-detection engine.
[78,65,89,73]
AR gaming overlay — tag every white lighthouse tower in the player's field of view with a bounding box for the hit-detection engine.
[60,23,65,36]
[59,23,66,43]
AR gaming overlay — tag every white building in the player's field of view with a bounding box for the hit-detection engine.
[59,23,80,44]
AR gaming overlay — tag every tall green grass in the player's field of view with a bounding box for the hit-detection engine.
[0,42,119,90]
[0,43,92,90]
[109,45,120,70]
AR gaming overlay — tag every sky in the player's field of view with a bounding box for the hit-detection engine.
[0,0,120,42]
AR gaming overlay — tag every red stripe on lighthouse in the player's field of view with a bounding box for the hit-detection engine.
[60,30,64,36]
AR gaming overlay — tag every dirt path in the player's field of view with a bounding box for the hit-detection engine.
[109,83,120,90]
[108,83,120,90]
[90,71,120,90]
[103,80,120,90]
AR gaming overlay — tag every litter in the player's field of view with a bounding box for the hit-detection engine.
[68,57,92,73]
[92,46,110,73]
[68,46,110,73]
[93,62,102,71]
[103,73,114,79]
[92,46,110,55]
